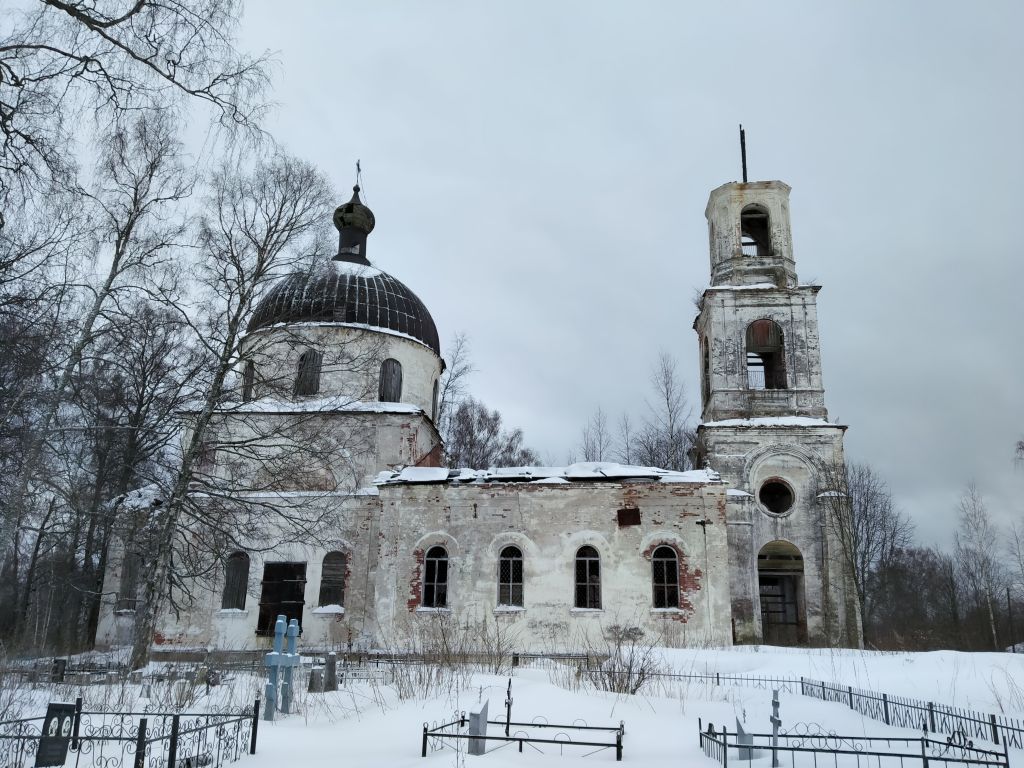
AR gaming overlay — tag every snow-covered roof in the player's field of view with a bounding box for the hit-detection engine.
[203,396,423,416]
[701,416,840,428]
[727,488,753,497]
[375,462,722,487]
[704,283,821,291]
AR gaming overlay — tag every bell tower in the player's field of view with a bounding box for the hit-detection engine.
[694,177,861,648]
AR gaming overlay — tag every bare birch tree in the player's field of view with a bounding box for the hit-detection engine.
[954,483,1005,650]
[634,352,694,471]
[579,406,612,462]
[816,459,913,643]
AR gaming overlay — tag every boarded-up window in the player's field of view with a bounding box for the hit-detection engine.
[423,546,448,608]
[318,551,346,607]
[222,551,250,610]
[257,562,306,635]
[498,546,523,607]
[379,358,403,402]
[242,360,255,402]
[294,350,322,396]
[652,546,679,609]
[575,546,601,609]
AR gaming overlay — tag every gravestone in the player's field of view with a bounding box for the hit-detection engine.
[735,718,763,760]
[34,702,75,768]
[308,667,323,693]
[468,700,489,756]
[323,653,338,692]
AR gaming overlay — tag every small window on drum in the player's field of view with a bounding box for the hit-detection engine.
[759,479,794,514]
[379,358,403,402]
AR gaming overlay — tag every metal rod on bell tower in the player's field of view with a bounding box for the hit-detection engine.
[739,124,748,183]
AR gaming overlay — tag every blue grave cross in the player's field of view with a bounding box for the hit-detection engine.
[264,615,300,721]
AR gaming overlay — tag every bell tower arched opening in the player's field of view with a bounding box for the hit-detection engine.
[740,204,771,257]
[757,540,807,645]
[746,319,787,390]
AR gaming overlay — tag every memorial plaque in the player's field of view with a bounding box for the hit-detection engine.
[34,702,75,767]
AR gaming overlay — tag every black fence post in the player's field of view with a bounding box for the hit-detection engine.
[134,717,148,768]
[848,686,854,710]
[250,698,260,754]
[927,702,935,733]
[167,715,179,768]
[716,672,721,686]
[990,714,999,746]
[616,727,623,761]
[920,736,929,768]
[883,693,890,725]
[421,725,428,757]
[72,696,82,750]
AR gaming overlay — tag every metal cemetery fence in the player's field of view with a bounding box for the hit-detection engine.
[799,679,1024,751]
[0,698,259,768]
[422,712,625,761]
[699,722,1010,768]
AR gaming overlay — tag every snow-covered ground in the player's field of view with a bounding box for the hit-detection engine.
[5,647,1024,767]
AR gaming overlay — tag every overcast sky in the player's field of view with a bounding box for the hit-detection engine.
[235,1,1023,547]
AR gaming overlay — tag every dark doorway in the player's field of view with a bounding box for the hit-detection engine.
[757,541,807,645]
[257,562,306,636]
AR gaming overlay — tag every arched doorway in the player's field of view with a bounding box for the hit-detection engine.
[757,540,807,645]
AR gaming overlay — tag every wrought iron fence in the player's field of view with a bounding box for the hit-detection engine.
[799,679,1024,751]
[0,698,259,768]
[699,721,1010,768]
[421,711,625,761]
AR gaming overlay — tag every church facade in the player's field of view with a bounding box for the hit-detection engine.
[96,177,860,653]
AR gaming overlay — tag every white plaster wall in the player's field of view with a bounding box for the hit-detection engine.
[240,324,443,417]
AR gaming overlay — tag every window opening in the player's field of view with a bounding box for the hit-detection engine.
[294,349,322,396]
[379,358,403,402]
[423,546,448,608]
[498,546,523,607]
[574,546,601,609]
[759,479,794,514]
[116,552,143,611]
[318,551,346,607]
[652,545,679,609]
[241,360,255,402]
[740,204,771,257]
[432,379,440,422]
[257,562,306,635]
[746,319,787,389]
[222,551,250,610]
[701,337,711,406]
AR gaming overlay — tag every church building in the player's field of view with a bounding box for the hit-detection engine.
[96,175,861,653]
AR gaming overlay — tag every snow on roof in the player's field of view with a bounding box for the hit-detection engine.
[118,485,163,510]
[394,467,450,483]
[217,396,422,416]
[817,490,846,498]
[330,260,383,278]
[727,488,753,497]
[704,283,821,291]
[243,321,436,352]
[702,416,839,428]
[375,463,722,487]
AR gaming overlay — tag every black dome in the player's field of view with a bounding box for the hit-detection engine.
[247,262,441,354]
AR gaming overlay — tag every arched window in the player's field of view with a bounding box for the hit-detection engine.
[746,319,787,390]
[701,337,711,406]
[379,358,403,402]
[242,360,255,402]
[574,546,601,609]
[423,546,448,608]
[222,551,250,610]
[432,379,440,423]
[498,546,523,607]
[318,551,346,607]
[652,546,679,609]
[740,204,771,257]
[294,349,322,396]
